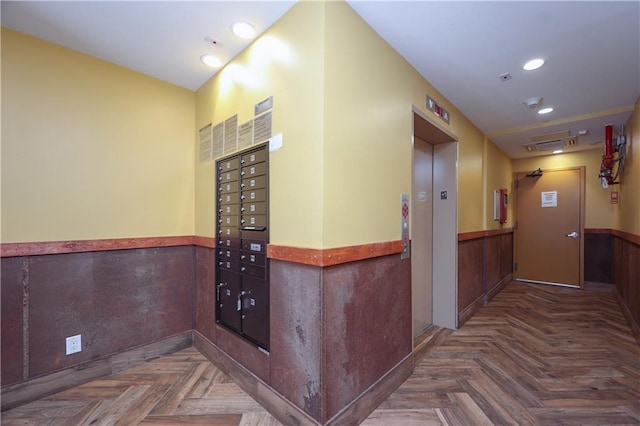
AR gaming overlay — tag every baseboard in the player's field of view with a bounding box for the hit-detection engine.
[193,331,320,426]
[458,294,485,327]
[487,273,512,301]
[612,285,640,346]
[326,353,413,426]
[0,330,192,411]
[413,326,452,365]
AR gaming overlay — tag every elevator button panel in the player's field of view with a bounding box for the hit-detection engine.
[215,144,269,351]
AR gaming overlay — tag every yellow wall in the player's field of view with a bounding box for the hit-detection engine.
[1,28,195,243]
[194,1,326,247]
[195,1,509,248]
[484,138,514,229]
[616,97,640,235]
[512,149,614,229]
[320,2,491,246]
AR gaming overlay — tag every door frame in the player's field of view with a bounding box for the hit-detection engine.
[412,107,458,330]
[513,166,585,288]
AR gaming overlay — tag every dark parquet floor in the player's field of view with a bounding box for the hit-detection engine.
[3,282,639,425]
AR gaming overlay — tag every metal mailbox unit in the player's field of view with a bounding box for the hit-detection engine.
[216,144,269,350]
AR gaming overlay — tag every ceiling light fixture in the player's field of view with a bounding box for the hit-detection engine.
[231,21,256,39]
[552,149,563,154]
[201,54,222,68]
[523,58,545,71]
[538,107,554,114]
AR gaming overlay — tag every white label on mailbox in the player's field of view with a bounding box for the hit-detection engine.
[226,173,230,180]
[250,166,255,174]
[250,254,256,262]
[226,206,231,213]
[250,154,255,161]
[250,217,256,224]
[250,298,256,306]
[226,262,231,268]
[226,217,231,224]
[250,179,255,187]
[226,195,231,202]
[226,251,231,257]
[226,184,231,191]
[250,192,256,200]
[226,240,231,246]
[250,243,261,251]
[250,205,255,212]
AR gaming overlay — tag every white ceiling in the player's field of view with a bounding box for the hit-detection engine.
[2,1,639,159]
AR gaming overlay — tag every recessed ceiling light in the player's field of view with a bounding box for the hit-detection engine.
[523,58,545,71]
[538,107,554,114]
[231,21,256,39]
[552,150,563,154]
[201,54,222,68]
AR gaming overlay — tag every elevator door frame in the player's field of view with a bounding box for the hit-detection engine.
[412,108,458,331]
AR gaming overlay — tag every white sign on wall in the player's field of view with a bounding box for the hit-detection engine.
[541,191,558,208]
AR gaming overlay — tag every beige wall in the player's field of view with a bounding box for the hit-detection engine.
[194,2,326,247]
[195,1,512,248]
[616,97,640,235]
[1,28,195,243]
[512,149,615,229]
[484,137,513,229]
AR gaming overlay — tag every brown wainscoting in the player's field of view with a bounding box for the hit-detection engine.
[0,245,194,390]
[612,232,639,344]
[0,331,192,411]
[194,246,217,344]
[193,331,321,426]
[0,236,196,257]
[584,229,614,284]
[267,240,404,267]
[457,229,514,327]
[322,254,412,421]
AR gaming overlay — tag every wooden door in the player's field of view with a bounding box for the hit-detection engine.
[514,167,584,287]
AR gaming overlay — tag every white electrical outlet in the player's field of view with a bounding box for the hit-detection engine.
[65,334,82,355]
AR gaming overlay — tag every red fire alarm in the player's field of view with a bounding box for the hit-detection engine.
[611,191,619,204]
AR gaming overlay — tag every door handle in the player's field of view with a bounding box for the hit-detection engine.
[565,231,579,238]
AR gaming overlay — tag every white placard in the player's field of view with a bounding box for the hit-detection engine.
[541,191,558,208]
[269,133,283,151]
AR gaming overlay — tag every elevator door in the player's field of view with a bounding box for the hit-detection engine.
[412,137,433,337]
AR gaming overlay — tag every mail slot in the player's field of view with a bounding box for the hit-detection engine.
[218,215,239,227]
[241,149,266,167]
[241,175,266,191]
[241,188,266,203]
[241,214,267,229]
[218,250,240,272]
[219,192,239,206]
[219,181,239,194]
[218,157,239,172]
[241,162,266,178]
[219,169,239,184]
[220,204,239,216]
[241,252,266,266]
[241,202,266,215]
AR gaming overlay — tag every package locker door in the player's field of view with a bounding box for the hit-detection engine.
[218,269,241,332]
[241,275,268,346]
